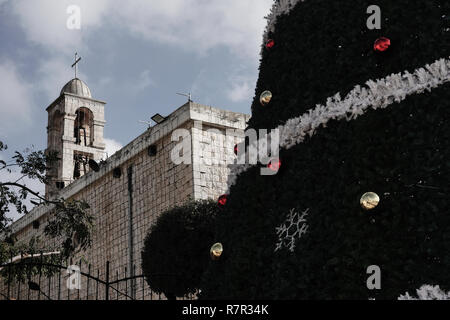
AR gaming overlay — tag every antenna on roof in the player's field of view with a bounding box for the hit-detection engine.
[138,120,152,129]
[176,92,192,103]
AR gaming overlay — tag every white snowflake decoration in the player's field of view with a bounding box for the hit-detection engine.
[275,208,309,252]
[398,285,450,300]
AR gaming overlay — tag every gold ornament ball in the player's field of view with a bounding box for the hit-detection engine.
[259,91,272,106]
[210,243,223,260]
[360,192,380,210]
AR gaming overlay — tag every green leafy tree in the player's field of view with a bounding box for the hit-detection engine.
[0,140,94,268]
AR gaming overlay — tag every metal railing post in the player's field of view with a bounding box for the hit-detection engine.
[87,264,91,300]
[7,251,12,300]
[38,252,43,300]
[105,261,110,301]
[57,255,62,300]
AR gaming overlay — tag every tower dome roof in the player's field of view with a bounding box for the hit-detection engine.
[60,78,92,98]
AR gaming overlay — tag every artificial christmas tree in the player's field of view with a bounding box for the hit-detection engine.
[200,0,450,299]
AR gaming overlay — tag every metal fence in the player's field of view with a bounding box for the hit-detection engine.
[0,253,195,301]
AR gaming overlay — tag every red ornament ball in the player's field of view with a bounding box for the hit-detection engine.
[218,194,228,207]
[265,39,275,49]
[267,158,281,172]
[374,37,391,52]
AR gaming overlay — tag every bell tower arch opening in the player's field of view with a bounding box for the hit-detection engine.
[74,107,94,147]
[73,151,95,179]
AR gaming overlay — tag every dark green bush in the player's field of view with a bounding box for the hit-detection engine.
[141,200,219,299]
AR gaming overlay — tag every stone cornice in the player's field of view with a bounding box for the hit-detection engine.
[46,93,106,112]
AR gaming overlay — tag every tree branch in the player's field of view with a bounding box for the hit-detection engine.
[0,182,60,205]
[13,174,28,184]
[0,163,21,170]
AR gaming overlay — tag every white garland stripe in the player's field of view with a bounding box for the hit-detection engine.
[227,57,450,190]
[399,285,450,300]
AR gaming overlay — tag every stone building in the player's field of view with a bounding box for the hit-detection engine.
[1,76,249,300]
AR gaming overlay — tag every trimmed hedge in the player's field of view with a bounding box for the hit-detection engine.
[199,0,450,299]
[141,200,219,299]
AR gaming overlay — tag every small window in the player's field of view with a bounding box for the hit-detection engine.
[148,145,157,156]
[56,181,65,189]
[113,167,122,178]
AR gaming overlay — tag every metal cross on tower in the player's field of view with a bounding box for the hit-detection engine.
[71,52,82,78]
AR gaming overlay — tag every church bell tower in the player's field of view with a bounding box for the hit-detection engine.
[45,55,106,198]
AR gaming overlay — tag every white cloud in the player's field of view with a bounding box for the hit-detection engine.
[36,56,87,99]
[111,0,272,61]
[8,0,104,100]
[140,70,155,88]
[11,0,272,62]
[226,68,255,103]
[134,69,156,93]
[104,138,123,158]
[227,78,253,102]
[10,0,110,54]
[6,0,272,111]
[0,61,33,134]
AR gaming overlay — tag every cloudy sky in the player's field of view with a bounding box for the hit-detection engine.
[0,0,273,222]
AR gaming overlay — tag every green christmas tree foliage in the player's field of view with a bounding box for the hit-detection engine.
[200,0,450,299]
